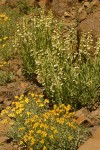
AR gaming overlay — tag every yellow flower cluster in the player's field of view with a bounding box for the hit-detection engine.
[1,93,77,149]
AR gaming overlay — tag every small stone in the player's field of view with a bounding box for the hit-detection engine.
[16,68,22,77]
[64,11,71,17]
[3,100,12,107]
[78,6,84,14]
[84,2,90,8]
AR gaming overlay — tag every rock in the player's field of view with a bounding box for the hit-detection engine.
[79,11,100,39]
[76,116,94,127]
[51,0,77,17]
[64,11,71,17]
[6,0,19,7]
[0,120,10,133]
[91,108,100,126]
[3,100,12,107]
[91,108,100,118]
[93,127,100,139]
[78,9,87,22]
[26,0,35,6]
[78,127,100,150]
[0,97,4,103]
[84,2,90,8]
[16,68,22,77]
[38,0,47,8]
[0,144,18,150]
[75,108,90,118]
[0,136,9,143]
[78,6,84,13]
[0,0,7,5]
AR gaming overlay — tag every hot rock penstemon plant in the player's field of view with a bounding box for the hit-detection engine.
[14,9,100,109]
[1,93,89,150]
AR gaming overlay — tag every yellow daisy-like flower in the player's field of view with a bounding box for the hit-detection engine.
[25,98,29,103]
[2,44,5,48]
[19,140,23,145]
[42,146,47,150]
[40,139,44,144]
[39,103,44,107]
[41,131,47,138]
[44,99,49,104]
[49,135,53,139]
[1,119,8,124]
[3,37,8,40]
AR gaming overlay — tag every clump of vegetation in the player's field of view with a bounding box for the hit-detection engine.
[1,93,89,150]
[14,9,100,109]
[0,70,15,85]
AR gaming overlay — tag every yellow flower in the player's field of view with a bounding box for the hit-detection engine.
[39,103,44,107]
[6,106,10,110]
[39,94,43,98]
[41,131,47,138]
[19,94,24,101]
[23,135,28,142]
[29,130,34,135]
[44,99,49,104]
[49,135,53,139]
[65,105,71,112]
[2,44,5,48]
[31,93,35,97]
[40,123,48,129]
[8,113,15,118]
[3,61,7,65]
[36,99,41,103]
[50,126,55,131]
[19,140,23,145]
[53,129,58,134]
[16,108,24,114]
[31,137,35,145]
[25,98,29,103]
[1,109,8,115]
[56,118,64,125]
[68,136,73,141]
[37,130,42,134]
[40,139,44,144]
[1,119,8,124]
[33,122,39,128]
[19,127,25,131]
[43,146,47,150]
[3,37,8,40]
[27,111,32,116]
[15,96,19,99]
[9,121,14,125]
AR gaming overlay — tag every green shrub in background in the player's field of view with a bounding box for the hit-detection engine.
[14,9,100,110]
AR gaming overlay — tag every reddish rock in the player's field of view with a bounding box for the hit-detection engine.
[79,10,100,39]
[78,127,100,150]
[76,116,94,127]
[75,108,90,118]
[0,144,18,150]
[0,136,9,143]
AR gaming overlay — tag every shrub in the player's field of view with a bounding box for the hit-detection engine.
[14,9,100,109]
[1,93,89,150]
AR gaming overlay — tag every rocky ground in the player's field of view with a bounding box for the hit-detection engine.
[0,0,100,149]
